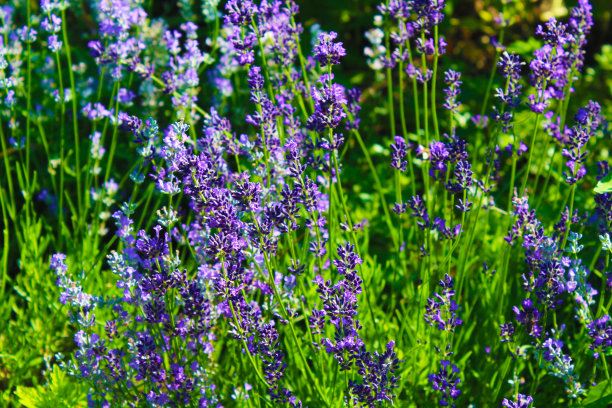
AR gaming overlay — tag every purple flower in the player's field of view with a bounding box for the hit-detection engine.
[333,243,363,275]
[416,37,436,55]
[50,254,97,327]
[247,66,264,93]
[224,0,257,26]
[513,299,542,339]
[498,51,523,80]
[412,0,446,31]
[562,101,601,185]
[443,69,462,112]
[314,249,364,370]
[502,394,534,408]
[568,0,594,72]
[533,259,566,309]
[536,17,571,46]
[349,341,402,406]
[587,315,612,358]
[446,160,473,195]
[428,141,451,180]
[492,52,523,132]
[346,88,362,130]
[425,274,463,332]
[433,217,462,240]
[47,34,62,52]
[313,31,346,66]
[408,195,430,230]
[500,323,515,343]
[378,1,412,20]
[306,77,347,132]
[390,136,409,172]
[428,360,461,407]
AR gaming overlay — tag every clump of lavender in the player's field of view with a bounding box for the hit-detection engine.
[314,244,401,405]
[493,51,523,134]
[426,274,462,407]
[588,315,612,359]
[541,336,585,398]
[5,0,612,408]
[561,101,602,185]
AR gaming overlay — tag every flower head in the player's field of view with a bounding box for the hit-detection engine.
[313,31,346,66]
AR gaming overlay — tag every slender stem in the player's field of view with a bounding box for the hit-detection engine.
[420,31,433,288]
[431,24,440,140]
[601,353,611,382]
[0,118,16,216]
[561,183,577,250]
[25,0,32,191]
[474,5,506,166]
[398,57,417,198]
[520,112,542,196]
[331,151,382,343]
[386,67,396,136]
[227,297,271,390]
[348,123,399,251]
[406,45,421,138]
[535,147,558,211]
[479,28,506,120]
[384,0,395,137]
[53,45,67,241]
[0,187,9,298]
[328,129,335,270]
[62,8,82,223]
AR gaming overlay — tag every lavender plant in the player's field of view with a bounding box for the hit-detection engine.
[1,0,611,407]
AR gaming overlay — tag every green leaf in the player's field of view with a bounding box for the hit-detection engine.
[14,365,87,408]
[595,45,612,71]
[507,38,542,55]
[14,385,42,408]
[582,380,612,408]
[594,170,612,194]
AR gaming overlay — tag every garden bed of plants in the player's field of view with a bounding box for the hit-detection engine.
[1,0,612,407]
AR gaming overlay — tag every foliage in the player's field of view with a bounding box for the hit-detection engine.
[0,0,612,407]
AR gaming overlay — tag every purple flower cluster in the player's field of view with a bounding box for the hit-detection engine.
[370,0,447,81]
[391,135,410,172]
[425,274,463,332]
[587,315,612,358]
[312,243,401,405]
[313,245,365,370]
[540,336,585,398]
[313,31,346,66]
[443,69,461,112]
[425,274,463,407]
[513,298,543,339]
[502,394,534,408]
[45,0,408,404]
[561,101,602,185]
[526,0,594,112]
[54,249,221,406]
[307,75,348,133]
[492,52,523,133]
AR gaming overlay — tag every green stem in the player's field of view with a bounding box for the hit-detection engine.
[25,0,32,191]
[331,148,382,343]
[53,46,67,242]
[431,24,440,140]
[520,112,542,196]
[398,57,417,198]
[348,124,399,250]
[62,8,82,224]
